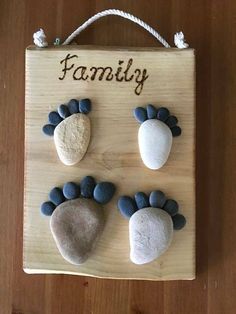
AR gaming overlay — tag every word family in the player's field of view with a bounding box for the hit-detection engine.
[59,54,149,95]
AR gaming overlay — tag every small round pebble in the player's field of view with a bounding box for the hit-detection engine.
[63,182,80,200]
[40,201,56,216]
[146,104,157,119]
[134,192,149,209]
[166,115,178,128]
[157,107,170,122]
[149,190,166,208]
[58,104,70,119]
[68,99,80,114]
[171,126,182,137]
[48,111,63,125]
[81,176,96,198]
[42,124,55,136]
[49,187,65,206]
[118,196,137,219]
[172,214,186,230]
[134,107,147,123]
[93,182,116,204]
[79,98,91,114]
[163,199,179,216]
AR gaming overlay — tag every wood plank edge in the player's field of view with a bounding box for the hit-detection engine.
[25,45,195,53]
[23,267,196,281]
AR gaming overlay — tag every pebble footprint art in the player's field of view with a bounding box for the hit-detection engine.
[118,190,186,265]
[134,105,182,170]
[42,98,92,166]
[41,176,116,265]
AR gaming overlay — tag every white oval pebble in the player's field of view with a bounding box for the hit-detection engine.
[129,207,173,265]
[54,113,90,166]
[138,119,172,170]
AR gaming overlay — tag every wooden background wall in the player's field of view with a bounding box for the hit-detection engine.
[0,0,236,313]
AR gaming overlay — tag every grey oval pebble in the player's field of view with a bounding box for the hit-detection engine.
[149,190,166,208]
[118,196,137,219]
[134,192,149,209]
[42,124,55,136]
[63,182,80,199]
[48,111,63,125]
[41,201,56,216]
[134,107,147,123]
[93,182,115,204]
[79,99,91,114]
[68,99,80,114]
[58,104,70,119]
[157,107,170,122]
[146,104,157,119]
[49,187,65,206]
[172,214,186,230]
[163,199,179,216]
[166,115,178,128]
[171,126,182,137]
[80,176,96,198]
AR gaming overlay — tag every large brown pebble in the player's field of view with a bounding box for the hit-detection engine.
[50,198,104,265]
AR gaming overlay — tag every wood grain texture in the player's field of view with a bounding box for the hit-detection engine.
[1,0,236,313]
[24,46,195,280]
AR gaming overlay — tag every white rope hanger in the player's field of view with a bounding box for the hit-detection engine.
[33,9,189,49]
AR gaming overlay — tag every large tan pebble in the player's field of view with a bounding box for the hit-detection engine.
[50,198,104,265]
[138,119,172,170]
[129,207,173,265]
[54,113,90,166]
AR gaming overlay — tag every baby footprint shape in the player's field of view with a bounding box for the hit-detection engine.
[134,105,181,170]
[118,190,186,265]
[40,176,116,265]
[42,98,92,166]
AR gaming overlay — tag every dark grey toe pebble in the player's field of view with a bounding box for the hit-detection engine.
[63,182,80,200]
[118,196,137,219]
[157,107,170,122]
[172,214,186,230]
[58,104,70,119]
[80,176,96,198]
[163,199,179,216]
[134,192,149,209]
[79,99,91,114]
[48,111,63,125]
[171,126,182,137]
[93,182,116,204]
[41,201,56,216]
[134,107,147,123]
[166,115,178,128]
[146,104,157,119]
[49,187,65,206]
[68,99,80,114]
[149,190,166,208]
[42,124,55,136]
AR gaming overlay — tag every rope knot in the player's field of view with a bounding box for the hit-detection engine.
[174,32,189,49]
[33,28,48,48]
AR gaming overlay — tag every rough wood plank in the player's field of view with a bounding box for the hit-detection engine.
[24,46,195,280]
[1,0,236,313]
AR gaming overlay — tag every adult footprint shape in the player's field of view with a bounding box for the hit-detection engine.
[42,98,92,166]
[118,190,186,265]
[41,176,116,265]
[134,105,181,170]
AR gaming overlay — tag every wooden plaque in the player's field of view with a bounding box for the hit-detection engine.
[24,46,195,280]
